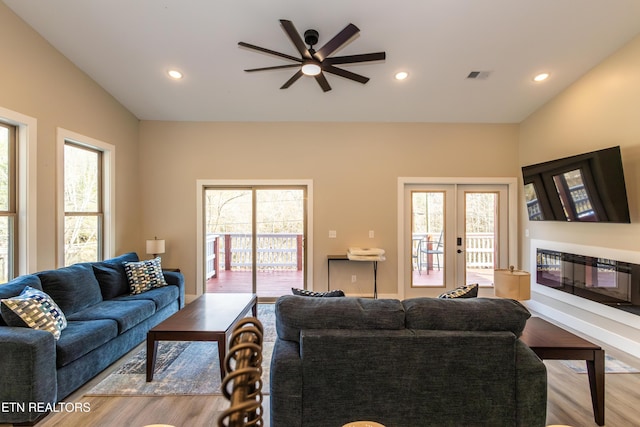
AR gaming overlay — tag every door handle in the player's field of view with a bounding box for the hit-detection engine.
[457,249,464,253]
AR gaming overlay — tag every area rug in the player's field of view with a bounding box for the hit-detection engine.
[560,354,640,374]
[84,303,275,396]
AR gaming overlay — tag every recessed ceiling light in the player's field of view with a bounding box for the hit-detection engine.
[533,72,550,82]
[167,69,183,79]
[395,71,409,81]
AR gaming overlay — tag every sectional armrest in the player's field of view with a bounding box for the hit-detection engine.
[163,270,185,308]
[0,327,57,423]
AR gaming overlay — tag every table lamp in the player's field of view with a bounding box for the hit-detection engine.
[146,236,166,259]
[494,265,531,300]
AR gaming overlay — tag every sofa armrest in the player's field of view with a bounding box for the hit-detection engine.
[163,271,185,309]
[0,327,57,423]
[270,339,302,427]
[515,340,547,427]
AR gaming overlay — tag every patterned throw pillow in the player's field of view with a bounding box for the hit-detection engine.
[123,257,168,295]
[438,283,479,299]
[292,288,345,297]
[0,286,67,340]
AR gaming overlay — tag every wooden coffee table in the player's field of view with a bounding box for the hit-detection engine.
[520,316,605,426]
[146,293,257,382]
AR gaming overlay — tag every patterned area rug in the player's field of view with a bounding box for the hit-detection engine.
[84,303,275,396]
[560,354,640,374]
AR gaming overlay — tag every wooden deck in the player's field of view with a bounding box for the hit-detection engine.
[206,267,496,298]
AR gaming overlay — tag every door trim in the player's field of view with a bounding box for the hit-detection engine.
[397,177,517,300]
[195,179,314,300]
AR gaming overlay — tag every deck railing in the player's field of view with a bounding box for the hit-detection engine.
[412,232,495,269]
[206,233,303,278]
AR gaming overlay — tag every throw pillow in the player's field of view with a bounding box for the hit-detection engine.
[292,288,345,297]
[124,257,168,295]
[438,283,478,299]
[0,286,67,340]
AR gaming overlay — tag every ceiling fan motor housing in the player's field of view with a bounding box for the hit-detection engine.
[304,29,319,47]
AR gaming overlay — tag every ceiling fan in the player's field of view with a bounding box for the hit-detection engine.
[238,19,386,92]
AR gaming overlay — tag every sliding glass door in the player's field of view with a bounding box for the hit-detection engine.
[203,186,306,301]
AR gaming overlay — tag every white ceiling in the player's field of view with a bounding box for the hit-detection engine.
[5,0,640,123]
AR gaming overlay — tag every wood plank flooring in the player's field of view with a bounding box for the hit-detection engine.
[3,311,640,427]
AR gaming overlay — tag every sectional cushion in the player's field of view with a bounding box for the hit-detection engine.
[0,275,42,326]
[93,252,140,300]
[1,286,67,340]
[276,295,405,343]
[124,257,167,295]
[66,300,156,334]
[55,319,119,368]
[112,285,179,310]
[37,264,103,316]
[403,297,531,336]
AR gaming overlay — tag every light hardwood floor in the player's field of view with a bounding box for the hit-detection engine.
[3,313,640,427]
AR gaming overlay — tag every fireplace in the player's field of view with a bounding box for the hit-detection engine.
[536,248,640,315]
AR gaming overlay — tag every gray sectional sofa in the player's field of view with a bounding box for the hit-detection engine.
[0,252,185,424]
[271,295,547,427]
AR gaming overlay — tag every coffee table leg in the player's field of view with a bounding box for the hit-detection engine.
[217,337,226,380]
[252,300,258,317]
[586,349,605,426]
[146,334,159,382]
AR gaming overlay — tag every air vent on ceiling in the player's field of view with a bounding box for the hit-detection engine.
[466,71,492,80]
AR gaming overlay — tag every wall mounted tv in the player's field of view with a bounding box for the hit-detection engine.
[522,146,630,223]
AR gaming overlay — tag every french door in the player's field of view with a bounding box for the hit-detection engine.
[403,181,514,298]
[202,185,307,301]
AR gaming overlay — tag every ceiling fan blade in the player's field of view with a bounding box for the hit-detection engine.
[280,20,312,60]
[245,64,302,72]
[315,73,332,92]
[280,70,304,89]
[323,65,370,84]
[315,23,359,61]
[238,41,302,63]
[324,52,386,65]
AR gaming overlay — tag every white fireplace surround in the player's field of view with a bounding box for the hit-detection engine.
[526,239,640,358]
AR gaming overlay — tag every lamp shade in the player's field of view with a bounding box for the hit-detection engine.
[494,267,531,300]
[146,238,165,256]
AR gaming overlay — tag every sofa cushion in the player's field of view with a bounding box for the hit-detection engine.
[0,275,42,326]
[112,285,179,310]
[124,257,167,295]
[291,288,345,297]
[1,286,67,340]
[66,300,156,334]
[93,252,140,300]
[55,319,119,368]
[275,295,405,343]
[37,264,103,316]
[438,283,478,298]
[403,297,531,336]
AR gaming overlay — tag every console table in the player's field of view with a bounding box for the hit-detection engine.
[520,316,605,426]
[327,254,382,298]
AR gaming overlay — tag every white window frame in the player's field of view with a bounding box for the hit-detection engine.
[57,128,115,267]
[0,106,37,276]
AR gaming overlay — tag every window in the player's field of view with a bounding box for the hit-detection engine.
[63,142,103,265]
[0,122,17,282]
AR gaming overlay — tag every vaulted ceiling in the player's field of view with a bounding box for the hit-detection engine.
[5,0,640,123]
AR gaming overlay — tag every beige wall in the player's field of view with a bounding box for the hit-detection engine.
[519,33,640,265]
[0,3,141,270]
[139,121,519,296]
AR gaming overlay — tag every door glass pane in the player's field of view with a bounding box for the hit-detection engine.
[256,189,304,298]
[411,191,445,287]
[464,192,497,286]
[204,189,253,293]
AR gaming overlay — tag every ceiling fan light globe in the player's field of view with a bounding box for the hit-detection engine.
[301,62,322,76]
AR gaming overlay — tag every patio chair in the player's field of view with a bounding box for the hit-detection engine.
[419,231,444,275]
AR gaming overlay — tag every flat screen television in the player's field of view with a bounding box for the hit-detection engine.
[522,146,630,223]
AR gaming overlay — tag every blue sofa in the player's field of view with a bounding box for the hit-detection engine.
[271,295,547,427]
[0,253,185,424]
